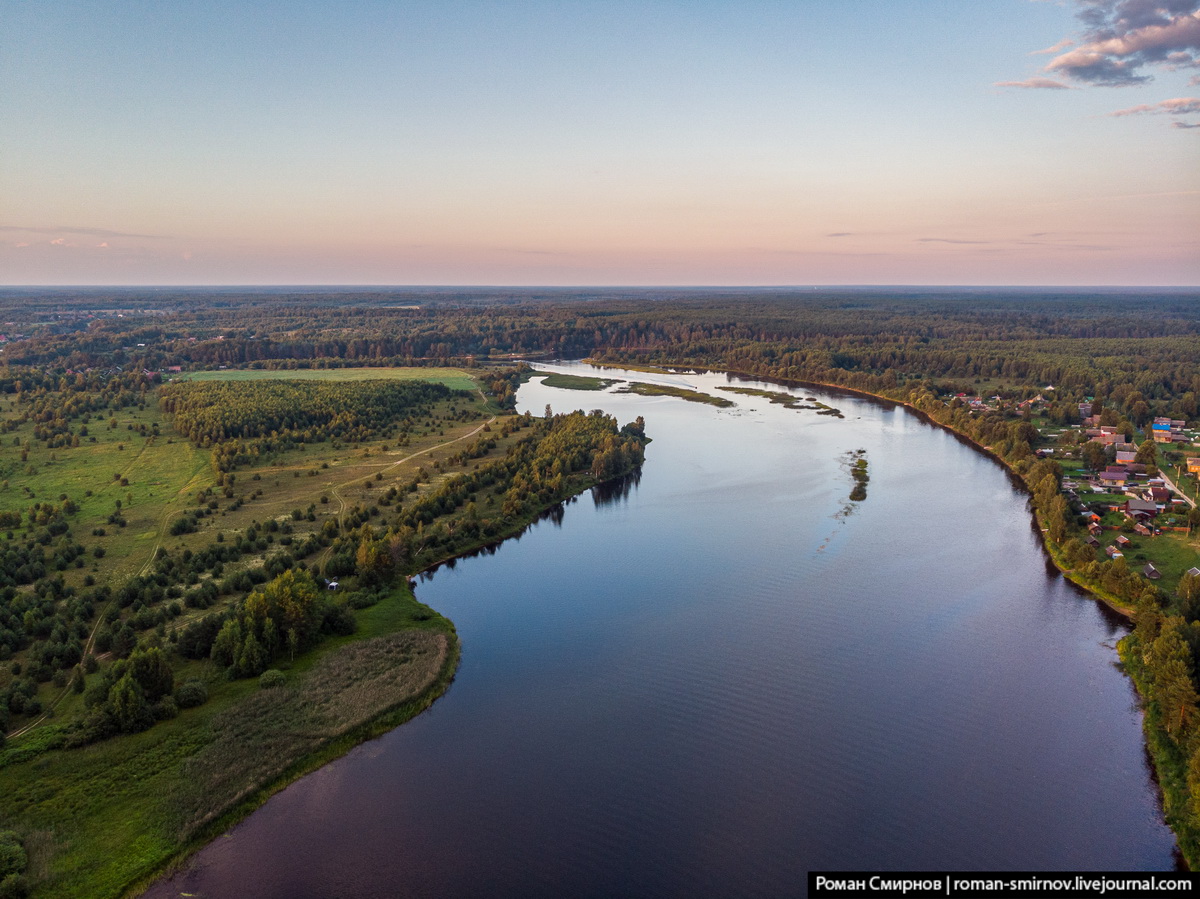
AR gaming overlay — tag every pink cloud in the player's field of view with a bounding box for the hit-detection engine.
[1046,6,1200,85]
[1109,95,1200,113]
[1032,38,1075,55]
[995,77,1073,88]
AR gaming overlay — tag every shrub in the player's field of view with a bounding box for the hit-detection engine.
[0,874,29,899]
[174,679,208,709]
[259,669,286,689]
[0,831,26,879]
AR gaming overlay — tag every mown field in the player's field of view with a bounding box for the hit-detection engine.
[177,366,478,391]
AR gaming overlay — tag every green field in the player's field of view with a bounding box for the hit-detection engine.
[536,373,615,391]
[178,366,478,391]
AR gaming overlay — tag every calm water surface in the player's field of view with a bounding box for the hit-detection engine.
[147,364,1177,898]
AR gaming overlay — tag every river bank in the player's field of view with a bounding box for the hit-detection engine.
[589,359,1138,619]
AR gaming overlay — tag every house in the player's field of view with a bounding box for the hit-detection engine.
[1086,536,1102,548]
[1116,534,1132,548]
[1186,567,1200,579]
[1133,522,1153,537]
[325,580,339,590]
[1087,523,1104,537]
[1124,498,1158,521]
[1187,458,1200,474]
[1115,451,1137,465]
[1143,563,1162,580]
[1099,469,1127,488]
[1106,545,1123,558]
[1147,486,1171,506]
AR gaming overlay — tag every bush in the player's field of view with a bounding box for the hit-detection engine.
[259,669,286,689]
[0,874,29,899]
[0,832,25,880]
[174,680,208,709]
[345,590,382,610]
[153,696,179,720]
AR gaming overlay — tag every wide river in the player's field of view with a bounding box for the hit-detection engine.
[148,363,1178,898]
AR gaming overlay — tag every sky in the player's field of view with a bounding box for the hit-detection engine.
[1,0,1198,287]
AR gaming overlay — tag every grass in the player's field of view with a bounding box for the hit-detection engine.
[0,586,457,899]
[615,382,734,407]
[0,383,497,713]
[716,385,843,416]
[177,366,478,391]
[172,628,448,840]
[1121,529,1200,588]
[537,373,615,391]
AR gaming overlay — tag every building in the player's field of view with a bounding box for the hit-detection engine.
[1124,498,1158,521]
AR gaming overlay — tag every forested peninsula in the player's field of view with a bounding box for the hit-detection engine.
[0,286,1197,894]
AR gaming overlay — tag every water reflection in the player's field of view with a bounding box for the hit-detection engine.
[147,363,1179,899]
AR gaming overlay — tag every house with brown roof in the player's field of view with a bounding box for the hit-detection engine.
[1124,498,1158,521]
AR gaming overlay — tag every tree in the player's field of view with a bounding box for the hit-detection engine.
[1082,441,1107,472]
[1135,438,1157,467]
[126,646,174,702]
[1159,659,1199,739]
[108,674,153,733]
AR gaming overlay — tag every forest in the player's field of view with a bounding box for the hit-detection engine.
[0,285,1197,893]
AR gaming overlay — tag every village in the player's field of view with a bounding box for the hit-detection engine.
[951,389,1200,594]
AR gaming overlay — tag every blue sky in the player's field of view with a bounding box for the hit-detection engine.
[2,0,1197,285]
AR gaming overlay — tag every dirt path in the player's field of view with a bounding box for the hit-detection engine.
[317,409,498,568]
[5,452,210,742]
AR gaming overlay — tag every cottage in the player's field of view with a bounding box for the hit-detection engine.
[1106,545,1123,558]
[1115,451,1137,465]
[1133,523,1153,537]
[1116,535,1131,548]
[1147,486,1170,506]
[1124,498,1157,521]
[1143,563,1162,580]
[1086,536,1102,548]
[1087,523,1104,537]
[1099,470,1126,488]
[1188,458,1200,474]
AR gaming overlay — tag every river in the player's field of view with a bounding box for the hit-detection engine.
[146,363,1178,898]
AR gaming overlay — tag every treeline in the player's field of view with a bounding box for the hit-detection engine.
[4,291,1197,425]
[160,379,460,446]
[324,409,647,580]
[160,378,464,471]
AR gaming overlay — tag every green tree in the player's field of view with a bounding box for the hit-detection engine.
[1082,441,1107,472]
[108,674,153,733]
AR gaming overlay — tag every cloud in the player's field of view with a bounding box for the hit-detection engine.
[1045,3,1200,86]
[1110,95,1200,112]
[826,232,853,238]
[995,77,1073,88]
[1032,38,1076,54]
[0,225,167,239]
[916,238,992,244]
[1172,118,1200,124]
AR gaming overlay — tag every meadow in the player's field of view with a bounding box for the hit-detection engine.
[177,366,478,391]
